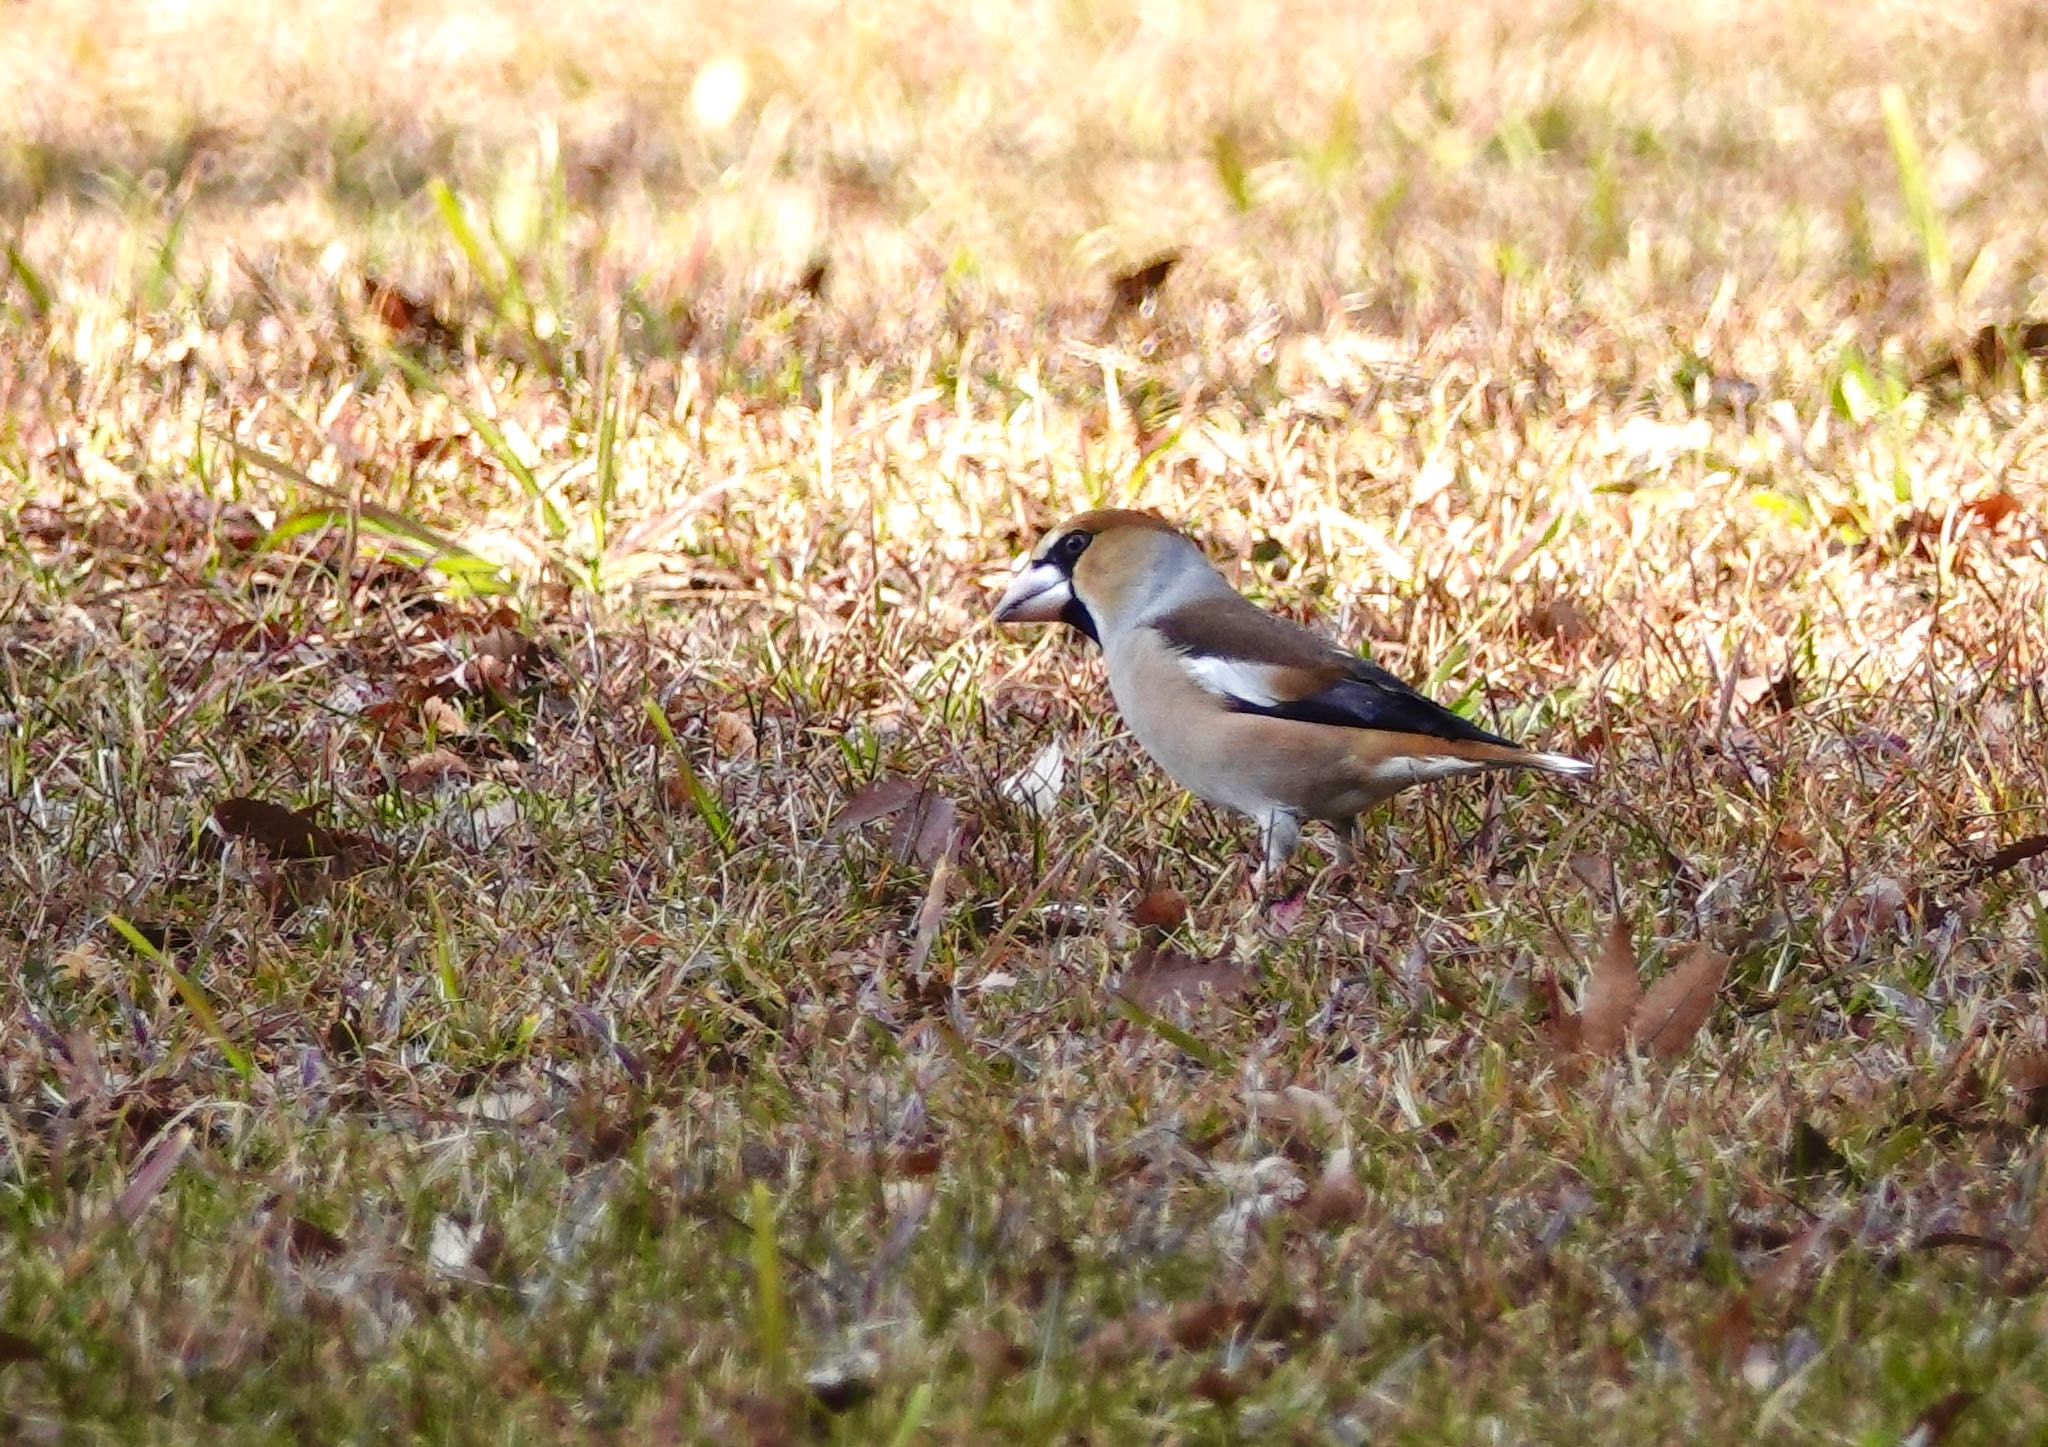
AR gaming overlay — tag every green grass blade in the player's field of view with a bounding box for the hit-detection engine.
[385,348,569,540]
[749,1182,788,1381]
[1881,85,1950,300]
[108,914,254,1081]
[1110,995,1230,1069]
[643,696,735,852]
[5,239,52,316]
[887,1383,933,1447]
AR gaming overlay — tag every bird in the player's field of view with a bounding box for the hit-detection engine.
[992,509,1592,886]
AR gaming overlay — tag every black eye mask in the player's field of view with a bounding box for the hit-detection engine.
[1046,530,1099,642]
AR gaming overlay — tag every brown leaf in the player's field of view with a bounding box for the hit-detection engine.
[212,797,336,860]
[890,790,958,870]
[710,709,757,761]
[1131,887,1188,931]
[958,1327,1026,1382]
[1298,1152,1366,1229]
[284,1214,348,1263]
[1961,831,2048,886]
[1540,972,1583,1053]
[0,1328,44,1365]
[1190,1363,1251,1406]
[1904,1390,1976,1446]
[904,850,955,976]
[1122,943,1250,1015]
[828,775,924,834]
[1526,597,1592,646]
[398,748,471,793]
[1108,250,1181,316]
[1963,491,2022,530]
[115,1127,191,1227]
[362,274,459,349]
[1629,943,1732,1061]
[885,1141,945,1178]
[1581,914,1642,1057]
[1167,1295,1247,1350]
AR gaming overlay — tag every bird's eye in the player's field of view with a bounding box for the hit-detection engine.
[1057,531,1092,564]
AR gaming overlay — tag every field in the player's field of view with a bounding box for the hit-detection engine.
[6,1,2048,1441]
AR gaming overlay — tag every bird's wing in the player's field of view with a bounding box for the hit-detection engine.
[1151,600,1517,748]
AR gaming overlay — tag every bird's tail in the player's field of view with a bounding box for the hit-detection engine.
[1514,749,1595,778]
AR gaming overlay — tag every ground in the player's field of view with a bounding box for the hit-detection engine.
[4,1,2048,1442]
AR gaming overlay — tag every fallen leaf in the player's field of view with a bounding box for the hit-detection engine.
[283,1214,348,1263]
[362,274,460,350]
[804,1349,880,1412]
[1901,1390,1976,1447]
[829,774,924,834]
[1121,942,1250,1015]
[1296,1146,1365,1229]
[1541,972,1583,1053]
[958,1327,1026,1383]
[1526,596,1592,646]
[1167,1295,1246,1350]
[116,1127,191,1227]
[1629,943,1732,1061]
[890,789,958,869]
[1919,318,2048,387]
[1108,249,1181,316]
[212,797,336,859]
[1190,1363,1251,1405]
[710,709,757,761]
[428,1214,485,1277]
[904,851,954,976]
[1582,914,1642,1056]
[1131,887,1188,931]
[0,1329,44,1365]
[1960,832,2048,886]
[420,694,468,736]
[1963,491,2022,530]
[1781,1119,1852,1180]
[399,748,471,792]
[1264,888,1309,935]
[998,738,1066,817]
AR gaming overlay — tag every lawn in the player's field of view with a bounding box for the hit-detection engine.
[4,1,2048,1441]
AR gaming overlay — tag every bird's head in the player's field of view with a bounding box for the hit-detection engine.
[992,509,1217,645]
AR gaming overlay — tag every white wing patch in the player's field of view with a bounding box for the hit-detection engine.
[1361,756,1488,788]
[1182,654,1285,707]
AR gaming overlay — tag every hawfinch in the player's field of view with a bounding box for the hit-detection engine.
[993,509,1591,883]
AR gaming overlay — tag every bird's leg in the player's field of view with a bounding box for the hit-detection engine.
[1250,810,1301,895]
[1330,817,1363,870]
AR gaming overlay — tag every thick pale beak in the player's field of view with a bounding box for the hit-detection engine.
[992,561,1072,623]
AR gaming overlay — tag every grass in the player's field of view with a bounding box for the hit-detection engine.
[5,0,2048,1441]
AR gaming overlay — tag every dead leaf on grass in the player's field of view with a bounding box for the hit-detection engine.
[1121,940,1250,1015]
[1630,942,1732,1061]
[890,790,958,869]
[0,1329,44,1365]
[1108,249,1181,317]
[1963,490,2023,530]
[710,709,757,761]
[829,774,925,834]
[115,1127,191,1227]
[1297,1156,1366,1229]
[212,796,337,859]
[1131,887,1188,931]
[1552,908,1730,1062]
[829,774,960,869]
[997,737,1066,816]
[1901,1390,1977,1447]
[1582,915,1641,1056]
[399,747,471,792]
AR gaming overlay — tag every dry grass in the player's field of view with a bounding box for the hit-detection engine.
[6,1,2048,1441]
